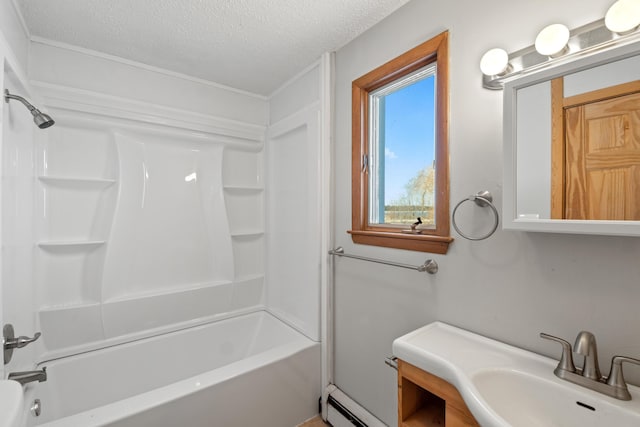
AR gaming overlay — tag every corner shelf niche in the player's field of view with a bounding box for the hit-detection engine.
[224,187,264,236]
[231,234,264,280]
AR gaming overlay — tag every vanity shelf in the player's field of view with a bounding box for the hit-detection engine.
[398,360,478,427]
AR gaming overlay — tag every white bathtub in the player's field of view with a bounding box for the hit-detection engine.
[23,311,321,427]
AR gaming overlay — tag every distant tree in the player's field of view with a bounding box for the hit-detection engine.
[386,166,435,224]
[406,166,435,208]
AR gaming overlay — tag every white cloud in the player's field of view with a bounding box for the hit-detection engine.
[385,148,397,159]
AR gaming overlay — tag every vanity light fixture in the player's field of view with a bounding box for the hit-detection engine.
[481,0,640,89]
[534,24,571,57]
[605,0,640,34]
[479,48,511,76]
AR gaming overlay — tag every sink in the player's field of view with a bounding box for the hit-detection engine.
[0,380,23,427]
[473,368,640,427]
[392,322,640,427]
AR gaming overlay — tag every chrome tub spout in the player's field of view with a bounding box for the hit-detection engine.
[8,367,47,385]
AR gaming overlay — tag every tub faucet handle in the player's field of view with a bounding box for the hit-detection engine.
[3,324,42,365]
[540,332,576,376]
[7,332,41,349]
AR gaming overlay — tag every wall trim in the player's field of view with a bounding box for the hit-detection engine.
[33,81,266,143]
[268,59,321,100]
[319,51,334,420]
[267,101,320,138]
[30,36,267,101]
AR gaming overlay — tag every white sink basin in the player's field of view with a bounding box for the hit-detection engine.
[473,368,640,427]
[0,380,24,427]
[392,322,640,427]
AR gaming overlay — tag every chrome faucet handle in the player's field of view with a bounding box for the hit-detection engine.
[540,333,576,376]
[574,331,602,381]
[606,356,640,400]
[5,332,41,349]
[3,324,42,365]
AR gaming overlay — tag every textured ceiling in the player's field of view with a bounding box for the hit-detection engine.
[15,0,410,95]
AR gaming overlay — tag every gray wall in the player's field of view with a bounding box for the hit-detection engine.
[332,1,640,425]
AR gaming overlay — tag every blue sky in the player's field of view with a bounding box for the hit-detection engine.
[382,75,435,203]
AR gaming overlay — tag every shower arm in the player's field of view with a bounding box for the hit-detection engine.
[4,89,55,129]
[4,90,38,113]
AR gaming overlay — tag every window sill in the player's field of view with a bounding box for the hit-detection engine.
[348,230,452,254]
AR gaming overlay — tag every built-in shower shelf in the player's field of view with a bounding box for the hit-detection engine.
[38,240,106,250]
[223,185,264,193]
[234,273,265,282]
[38,176,117,189]
[231,230,264,237]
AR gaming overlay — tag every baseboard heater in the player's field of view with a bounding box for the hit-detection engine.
[325,386,387,427]
[327,395,367,427]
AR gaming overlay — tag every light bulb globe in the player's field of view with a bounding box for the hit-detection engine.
[480,48,510,76]
[605,0,640,34]
[535,24,570,57]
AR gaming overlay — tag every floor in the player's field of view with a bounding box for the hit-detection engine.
[298,415,331,427]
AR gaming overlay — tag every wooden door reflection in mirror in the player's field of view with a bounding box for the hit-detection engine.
[551,79,640,220]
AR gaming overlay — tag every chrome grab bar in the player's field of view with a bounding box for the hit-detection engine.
[328,247,438,275]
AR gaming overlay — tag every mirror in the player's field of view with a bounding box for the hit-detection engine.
[503,38,640,236]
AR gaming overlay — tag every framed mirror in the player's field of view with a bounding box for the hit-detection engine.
[503,37,640,236]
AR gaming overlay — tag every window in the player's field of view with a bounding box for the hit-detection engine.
[349,31,451,254]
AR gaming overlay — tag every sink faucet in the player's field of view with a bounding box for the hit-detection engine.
[541,331,640,400]
[573,331,602,381]
[8,367,47,385]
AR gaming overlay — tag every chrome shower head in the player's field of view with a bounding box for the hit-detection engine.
[32,109,55,129]
[4,89,55,129]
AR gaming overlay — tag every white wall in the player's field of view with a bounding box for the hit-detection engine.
[1,67,38,376]
[332,1,640,425]
[0,0,33,378]
[266,62,326,341]
[29,40,268,126]
[0,1,29,73]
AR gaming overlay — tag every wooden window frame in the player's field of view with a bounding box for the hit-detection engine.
[349,31,452,254]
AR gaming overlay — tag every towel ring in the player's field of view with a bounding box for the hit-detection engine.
[452,190,499,241]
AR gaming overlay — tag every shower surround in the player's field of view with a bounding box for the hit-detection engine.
[2,33,326,426]
[33,83,267,359]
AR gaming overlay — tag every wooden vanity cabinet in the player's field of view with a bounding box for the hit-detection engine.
[398,359,479,427]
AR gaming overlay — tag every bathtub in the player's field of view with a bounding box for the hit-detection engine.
[23,310,321,427]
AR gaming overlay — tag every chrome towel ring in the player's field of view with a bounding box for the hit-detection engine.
[452,190,499,241]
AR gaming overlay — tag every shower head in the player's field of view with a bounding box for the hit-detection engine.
[32,111,55,129]
[4,89,55,129]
